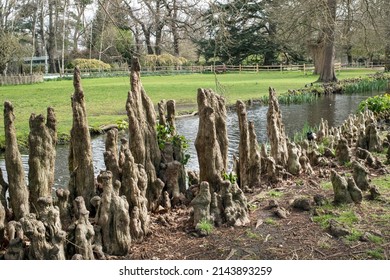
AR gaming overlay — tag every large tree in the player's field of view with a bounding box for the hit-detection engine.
[317,0,337,82]
[195,0,280,65]
[0,31,22,74]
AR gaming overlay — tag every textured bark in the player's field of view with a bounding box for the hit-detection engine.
[267,88,288,167]
[164,161,183,206]
[126,57,162,210]
[121,149,150,241]
[68,196,94,260]
[20,207,65,260]
[365,123,383,153]
[331,170,353,204]
[352,161,370,191]
[335,137,351,165]
[316,118,329,142]
[236,100,261,189]
[195,88,228,192]
[28,108,57,212]
[55,188,71,228]
[387,133,390,162]
[220,181,250,227]
[190,181,211,228]
[159,99,187,205]
[3,101,29,219]
[166,100,176,133]
[68,67,95,210]
[0,201,5,247]
[157,100,167,126]
[104,128,121,184]
[0,167,8,209]
[317,0,338,83]
[347,178,363,204]
[287,142,301,176]
[95,171,131,256]
[4,221,24,260]
[36,197,66,259]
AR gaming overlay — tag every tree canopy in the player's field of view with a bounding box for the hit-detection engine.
[0,0,389,77]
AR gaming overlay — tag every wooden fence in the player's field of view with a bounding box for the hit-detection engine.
[59,63,385,77]
[0,74,44,86]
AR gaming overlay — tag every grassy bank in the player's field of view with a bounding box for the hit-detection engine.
[0,68,382,148]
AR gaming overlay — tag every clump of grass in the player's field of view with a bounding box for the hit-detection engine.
[293,122,319,143]
[371,174,390,191]
[345,229,363,242]
[344,78,388,94]
[320,181,333,190]
[196,218,214,235]
[278,92,317,105]
[267,189,283,198]
[264,218,277,225]
[245,229,262,240]
[367,234,384,244]
[366,248,385,259]
[312,205,359,229]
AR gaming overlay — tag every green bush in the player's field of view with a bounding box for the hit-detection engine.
[358,94,390,113]
[69,58,111,71]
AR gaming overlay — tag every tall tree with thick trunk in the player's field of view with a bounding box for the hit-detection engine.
[317,0,337,82]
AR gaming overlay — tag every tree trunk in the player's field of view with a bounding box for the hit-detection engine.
[47,0,57,73]
[317,0,337,82]
[171,0,180,56]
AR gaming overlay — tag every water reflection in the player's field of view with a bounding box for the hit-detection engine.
[0,92,379,188]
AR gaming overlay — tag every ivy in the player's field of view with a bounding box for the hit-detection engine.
[156,123,191,165]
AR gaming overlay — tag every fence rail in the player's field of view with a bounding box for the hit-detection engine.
[55,63,385,78]
[0,74,44,86]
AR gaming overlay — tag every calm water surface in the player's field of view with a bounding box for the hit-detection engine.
[0,92,379,188]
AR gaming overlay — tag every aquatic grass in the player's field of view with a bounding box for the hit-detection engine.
[343,78,388,94]
[292,122,319,143]
[278,92,317,105]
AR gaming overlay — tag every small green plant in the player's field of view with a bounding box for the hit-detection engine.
[156,123,174,150]
[222,171,238,184]
[344,161,352,168]
[267,189,283,198]
[320,181,333,190]
[116,119,129,130]
[345,229,363,243]
[366,248,385,259]
[245,229,262,240]
[367,234,384,244]
[358,93,390,113]
[156,123,191,165]
[293,122,319,143]
[196,218,214,235]
[264,218,277,225]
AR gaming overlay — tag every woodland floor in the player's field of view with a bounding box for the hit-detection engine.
[125,157,390,260]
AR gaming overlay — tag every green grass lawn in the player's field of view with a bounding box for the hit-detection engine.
[0,68,381,147]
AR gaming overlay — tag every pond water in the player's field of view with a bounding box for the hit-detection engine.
[0,92,380,189]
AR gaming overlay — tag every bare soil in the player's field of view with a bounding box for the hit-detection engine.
[126,163,390,260]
